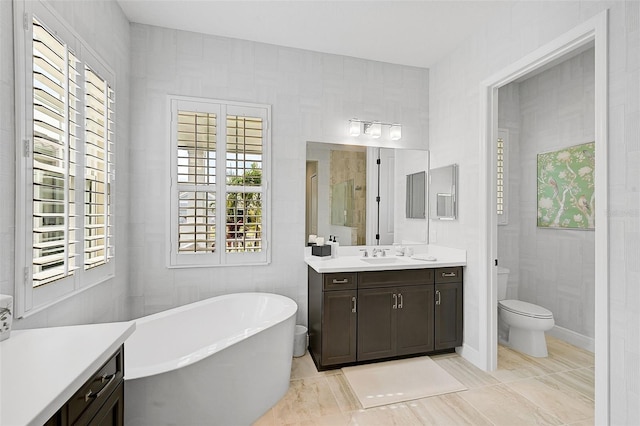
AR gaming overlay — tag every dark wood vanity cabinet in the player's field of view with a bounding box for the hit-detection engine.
[357,270,435,361]
[308,270,358,368]
[309,266,463,370]
[434,267,464,350]
[45,346,125,426]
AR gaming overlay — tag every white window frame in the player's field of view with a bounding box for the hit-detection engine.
[13,0,115,317]
[168,96,271,268]
[497,128,509,225]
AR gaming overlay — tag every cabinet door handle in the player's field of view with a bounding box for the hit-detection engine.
[398,293,403,309]
[435,290,441,306]
[442,272,456,277]
[332,278,349,284]
[85,373,117,402]
[351,296,357,313]
[392,293,398,309]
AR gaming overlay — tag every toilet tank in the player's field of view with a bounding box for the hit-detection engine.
[497,266,510,300]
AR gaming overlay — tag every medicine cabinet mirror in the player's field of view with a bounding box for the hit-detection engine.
[429,164,457,220]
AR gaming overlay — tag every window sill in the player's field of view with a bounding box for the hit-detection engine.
[18,274,115,319]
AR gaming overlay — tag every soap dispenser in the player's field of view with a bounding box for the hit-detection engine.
[331,236,339,258]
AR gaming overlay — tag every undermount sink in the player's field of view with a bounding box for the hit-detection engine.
[360,257,404,264]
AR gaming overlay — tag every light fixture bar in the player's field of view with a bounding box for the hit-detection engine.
[348,118,402,140]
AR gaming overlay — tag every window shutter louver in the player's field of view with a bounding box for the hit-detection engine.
[177,111,217,253]
[225,115,263,253]
[31,18,76,286]
[84,67,111,269]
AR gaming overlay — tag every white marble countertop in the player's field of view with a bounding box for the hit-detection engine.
[0,321,135,426]
[305,244,466,273]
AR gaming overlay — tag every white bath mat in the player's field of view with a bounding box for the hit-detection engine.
[342,356,467,409]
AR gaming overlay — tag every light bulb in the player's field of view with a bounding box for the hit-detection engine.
[349,119,361,136]
[369,121,381,138]
[390,124,402,140]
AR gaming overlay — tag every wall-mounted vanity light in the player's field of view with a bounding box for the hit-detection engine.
[348,118,402,140]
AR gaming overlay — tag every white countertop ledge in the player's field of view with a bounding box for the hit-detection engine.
[305,244,466,273]
[1,321,135,426]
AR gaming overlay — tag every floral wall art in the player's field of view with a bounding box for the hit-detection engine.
[537,142,595,230]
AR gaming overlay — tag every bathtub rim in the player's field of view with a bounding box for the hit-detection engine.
[124,292,297,380]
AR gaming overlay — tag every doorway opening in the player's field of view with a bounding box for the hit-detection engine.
[479,10,609,424]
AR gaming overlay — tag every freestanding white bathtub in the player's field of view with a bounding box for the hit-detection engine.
[124,292,298,425]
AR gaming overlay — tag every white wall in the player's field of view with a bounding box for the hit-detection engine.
[128,23,429,324]
[498,49,596,341]
[429,2,639,423]
[0,0,131,328]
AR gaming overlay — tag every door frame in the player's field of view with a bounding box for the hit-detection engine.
[477,10,609,424]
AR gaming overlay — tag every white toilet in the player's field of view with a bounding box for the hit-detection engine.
[497,267,554,357]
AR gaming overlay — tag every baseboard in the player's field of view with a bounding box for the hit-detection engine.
[456,343,485,370]
[547,325,594,353]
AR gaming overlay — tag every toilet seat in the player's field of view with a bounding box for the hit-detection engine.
[499,300,553,319]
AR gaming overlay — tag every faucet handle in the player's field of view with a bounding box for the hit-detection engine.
[359,249,369,258]
[381,248,390,257]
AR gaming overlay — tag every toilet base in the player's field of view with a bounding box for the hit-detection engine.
[505,327,549,357]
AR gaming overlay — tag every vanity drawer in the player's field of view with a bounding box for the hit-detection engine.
[68,345,124,425]
[358,269,434,288]
[435,267,463,283]
[323,273,357,291]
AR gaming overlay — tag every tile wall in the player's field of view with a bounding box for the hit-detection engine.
[128,23,429,324]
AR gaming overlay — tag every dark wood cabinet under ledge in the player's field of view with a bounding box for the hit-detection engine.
[308,266,463,371]
[45,345,125,426]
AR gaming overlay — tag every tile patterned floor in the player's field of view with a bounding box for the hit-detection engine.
[254,336,594,425]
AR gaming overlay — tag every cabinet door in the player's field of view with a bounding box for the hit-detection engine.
[434,282,463,350]
[87,381,124,426]
[396,285,434,356]
[322,290,357,366]
[357,288,396,361]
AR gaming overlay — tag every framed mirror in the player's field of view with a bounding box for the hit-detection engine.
[306,142,429,246]
[429,164,457,220]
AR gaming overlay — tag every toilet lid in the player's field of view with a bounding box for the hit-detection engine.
[499,300,553,319]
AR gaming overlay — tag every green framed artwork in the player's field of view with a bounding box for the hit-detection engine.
[537,142,595,230]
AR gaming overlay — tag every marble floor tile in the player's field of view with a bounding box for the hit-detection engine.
[344,403,423,426]
[272,376,342,424]
[325,373,361,412]
[566,418,595,426]
[291,353,338,380]
[546,337,595,368]
[407,393,494,426]
[254,338,594,426]
[505,376,594,423]
[545,367,595,401]
[491,343,582,383]
[433,355,501,389]
[459,384,563,425]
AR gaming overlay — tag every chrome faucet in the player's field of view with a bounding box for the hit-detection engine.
[372,248,387,257]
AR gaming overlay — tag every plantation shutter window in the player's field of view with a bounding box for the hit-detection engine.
[169,98,270,267]
[14,2,116,316]
[497,129,508,225]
